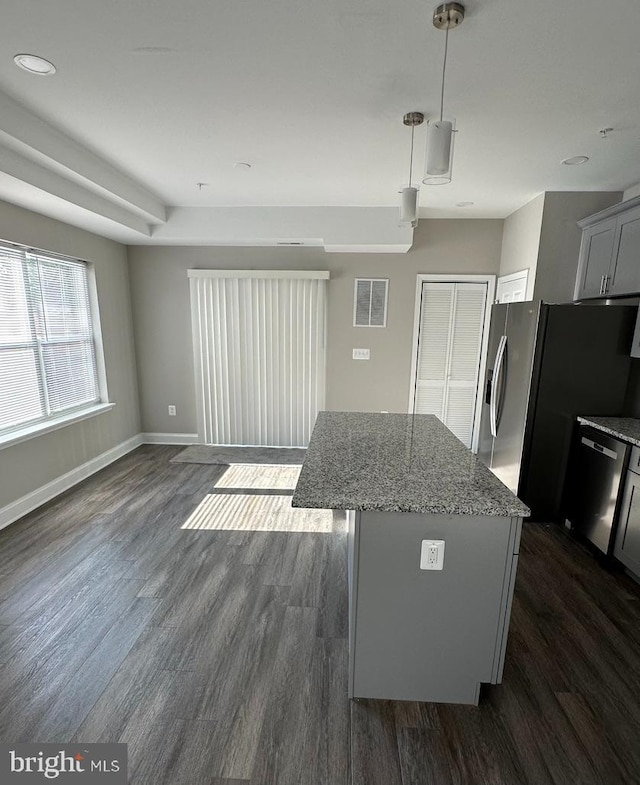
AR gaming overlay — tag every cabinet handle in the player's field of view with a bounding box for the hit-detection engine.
[604,274,610,293]
[599,275,605,295]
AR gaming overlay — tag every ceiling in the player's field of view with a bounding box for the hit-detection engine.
[1,0,640,250]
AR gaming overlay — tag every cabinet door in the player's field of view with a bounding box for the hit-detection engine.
[609,205,640,295]
[614,470,640,577]
[574,218,617,300]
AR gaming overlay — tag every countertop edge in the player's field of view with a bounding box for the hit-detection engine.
[577,416,640,448]
[291,496,530,517]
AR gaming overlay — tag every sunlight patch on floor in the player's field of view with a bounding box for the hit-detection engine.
[181,492,335,533]
[214,463,301,490]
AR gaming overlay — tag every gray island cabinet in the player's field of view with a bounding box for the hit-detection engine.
[292,412,530,706]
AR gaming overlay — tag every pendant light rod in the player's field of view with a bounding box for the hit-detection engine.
[433,2,465,121]
[439,26,449,121]
[409,125,415,185]
[403,111,425,187]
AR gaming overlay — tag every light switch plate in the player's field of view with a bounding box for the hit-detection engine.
[352,348,370,360]
[420,539,445,570]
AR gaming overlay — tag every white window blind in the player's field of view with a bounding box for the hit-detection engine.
[0,244,99,436]
[189,270,328,447]
[413,281,487,447]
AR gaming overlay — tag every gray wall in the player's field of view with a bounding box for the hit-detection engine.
[533,191,622,303]
[0,200,140,509]
[624,182,640,200]
[127,219,504,435]
[498,194,545,300]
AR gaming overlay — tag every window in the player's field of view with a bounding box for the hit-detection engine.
[0,242,103,439]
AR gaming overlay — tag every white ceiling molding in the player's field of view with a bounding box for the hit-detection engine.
[0,144,152,236]
[0,90,411,249]
[150,206,414,252]
[0,90,166,224]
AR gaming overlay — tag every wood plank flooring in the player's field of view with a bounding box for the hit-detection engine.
[1,445,640,784]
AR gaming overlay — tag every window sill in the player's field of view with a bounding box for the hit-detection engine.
[0,403,116,451]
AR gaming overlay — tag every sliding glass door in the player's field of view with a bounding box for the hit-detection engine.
[189,270,328,447]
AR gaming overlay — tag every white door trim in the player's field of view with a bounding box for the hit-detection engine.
[408,273,496,453]
[496,269,529,284]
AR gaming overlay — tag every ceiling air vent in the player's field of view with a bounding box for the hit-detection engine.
[353,278,388,327]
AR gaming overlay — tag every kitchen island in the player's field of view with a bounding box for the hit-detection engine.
[292,411,530,705]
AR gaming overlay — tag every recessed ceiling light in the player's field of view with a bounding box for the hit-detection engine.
[561,156,589,166]
[456,201,474,207]
[13,53,56,75]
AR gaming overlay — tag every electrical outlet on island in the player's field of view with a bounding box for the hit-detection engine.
[420,540,445,570]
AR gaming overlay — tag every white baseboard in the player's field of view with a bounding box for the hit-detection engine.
[0,434,144,531]
[141,433,198,445]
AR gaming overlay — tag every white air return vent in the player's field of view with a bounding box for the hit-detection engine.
[354,278,388,327]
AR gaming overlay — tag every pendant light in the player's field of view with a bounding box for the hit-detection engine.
[423,2,465,186]
[399,111,424,227]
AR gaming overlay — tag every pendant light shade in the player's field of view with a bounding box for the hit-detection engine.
[423,119,454,185]
[400,186,419,227]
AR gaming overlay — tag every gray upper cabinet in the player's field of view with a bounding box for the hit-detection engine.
[609,204,640,295]
[575,218,617,299]
[574,197,640,301]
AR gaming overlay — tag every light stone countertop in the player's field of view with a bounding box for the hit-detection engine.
[577,416,640,447]
[292,411,531,517]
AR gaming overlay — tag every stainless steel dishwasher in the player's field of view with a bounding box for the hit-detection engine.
[565,425,629,555]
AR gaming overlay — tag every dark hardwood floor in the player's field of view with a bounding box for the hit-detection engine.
[1,445,640,784]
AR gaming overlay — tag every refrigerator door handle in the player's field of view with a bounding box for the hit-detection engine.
[490,335,507,437]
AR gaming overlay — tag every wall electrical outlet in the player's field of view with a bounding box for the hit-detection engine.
[420,540,445,570]
[352,348,370,360]
[168,405,177,416]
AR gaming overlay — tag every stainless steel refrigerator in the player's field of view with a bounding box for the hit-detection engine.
[477,301,635,522]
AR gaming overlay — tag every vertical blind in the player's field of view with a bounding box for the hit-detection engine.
[189,271,328,447]
[0,243,99,435]
[413,281,487,448]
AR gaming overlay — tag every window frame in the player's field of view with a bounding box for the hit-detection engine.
[0,240,112,450]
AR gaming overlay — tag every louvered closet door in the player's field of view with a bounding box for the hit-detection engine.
[413,282,487,447]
